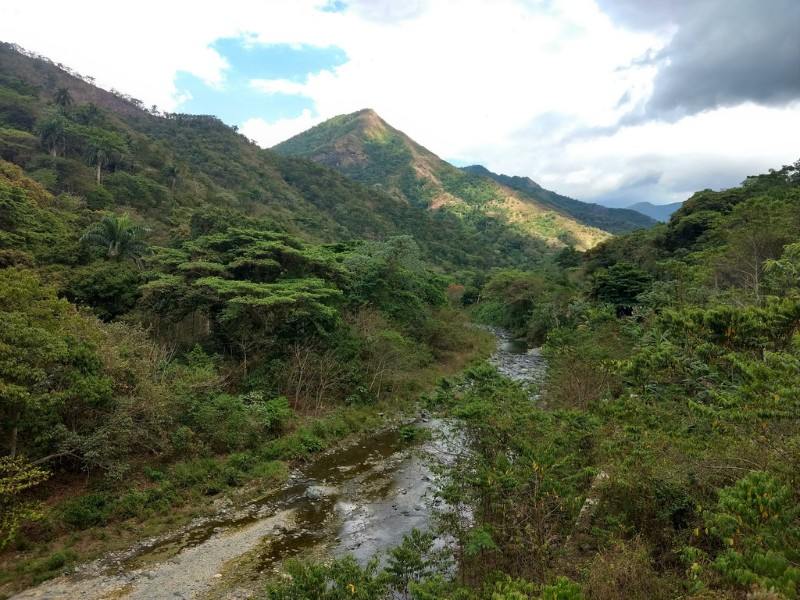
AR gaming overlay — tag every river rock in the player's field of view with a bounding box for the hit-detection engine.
[305,485,338,500]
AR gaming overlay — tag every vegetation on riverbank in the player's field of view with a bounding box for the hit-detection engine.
[431,161,800,599]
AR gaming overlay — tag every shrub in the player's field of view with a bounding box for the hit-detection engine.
[540,577,584,600]
[24,549,78,585]
[85,184,113,209]
[104,171,169,208]
[61,492,112,529]
[586,538,674,600]
[113,486,176,520]
[264,556,389,599]
[705,472,800,598]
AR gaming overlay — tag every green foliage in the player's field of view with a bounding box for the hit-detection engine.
[538,577,583,600]
[60,492,112,529]
[0,160,77,263]
[104,171,169,208]
[80,213,150,265]
[182,392,293,454]
[0,269,114,463]
[21,549,78,585]
[65,261,142,320]
[344,236,445,327]
[264,556,389,599]
[705,472,800,598]
[432,366,596,581]
[0,457,49,549]
[591,262,652,309]
[386,528,449,596]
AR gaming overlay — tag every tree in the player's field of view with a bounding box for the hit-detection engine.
[715,198,796,304]
[164,164,180,192]
[764,242,800,297]
[53,86,72,109]
[592,262,652,312]
[0,269,113,462]
[80,213,150,266]
[82,128,126,184]
[35,114,68,157]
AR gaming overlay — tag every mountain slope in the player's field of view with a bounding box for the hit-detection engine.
[626,201,682,222]
[274,109,611,250]
[463,164,657,233]
[0,42,548,271]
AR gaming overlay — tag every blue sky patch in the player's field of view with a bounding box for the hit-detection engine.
[174,37,347,126]
[320,0,348,13]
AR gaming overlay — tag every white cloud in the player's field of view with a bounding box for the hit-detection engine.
[2,0,797,204]
[241,109,322,148]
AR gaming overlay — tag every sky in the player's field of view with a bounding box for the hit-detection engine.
[2,0,798,206]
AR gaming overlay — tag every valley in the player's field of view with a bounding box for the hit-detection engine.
[1,33,799,600]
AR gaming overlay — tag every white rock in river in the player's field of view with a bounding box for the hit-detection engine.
[305,485,338,500]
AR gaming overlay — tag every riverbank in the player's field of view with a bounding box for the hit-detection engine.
[8,327,543,600]
[1,322,495,599]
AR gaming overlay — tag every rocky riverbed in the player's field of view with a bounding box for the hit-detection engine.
[486,326,547,388]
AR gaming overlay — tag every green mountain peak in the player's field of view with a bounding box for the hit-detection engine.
[275,110,617,250]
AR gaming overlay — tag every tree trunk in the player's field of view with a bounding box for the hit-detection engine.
[96,161,102,184]
[9,409,19,457]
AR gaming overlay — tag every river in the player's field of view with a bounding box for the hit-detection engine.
[13,329,545,600]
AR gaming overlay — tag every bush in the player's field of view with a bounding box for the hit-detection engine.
[264,556,389,599]
[104,171,169,208]
[85,184,113,209]
[65,261,142,320]
[705,472,800,598]
[113,486,176,520]
[61,493,112,529]
[586,538,675,600]
[24,549,78,585]
[540,577,584,600]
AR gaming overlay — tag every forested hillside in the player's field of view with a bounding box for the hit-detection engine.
[463,164,657,233]
[273,109,612,250]
[0,42,550,273]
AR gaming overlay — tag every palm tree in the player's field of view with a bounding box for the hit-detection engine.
[53,87,73,109]
[80,214,150,266]
[84,131,125,184]
[36,115,68,157]
[164,164,180,192]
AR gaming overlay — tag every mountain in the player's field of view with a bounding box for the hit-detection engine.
[462,165,657,234]
[626,201,683,222]
[273,109,610,250]
[0,42,552,272]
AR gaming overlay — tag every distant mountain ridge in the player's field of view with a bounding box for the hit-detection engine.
[274,109,612,250]
[462,165,657,234]
[626,201,683,222]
